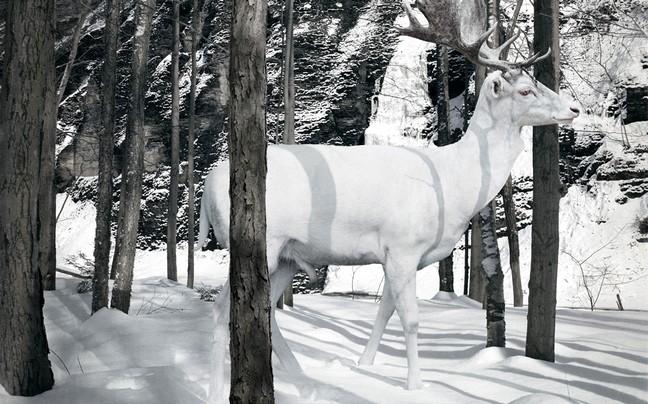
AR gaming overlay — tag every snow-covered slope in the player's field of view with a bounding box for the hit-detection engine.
[1,265,646,403]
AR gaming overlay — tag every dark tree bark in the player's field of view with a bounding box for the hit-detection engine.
[56,2,89,107]
[526,0,561,363]
[38,66,58,292]
[283,0,295,146]
[111,0,156,314]
[92,0,122,314]
[480,201,506,347]
[468,215,485,303]
[228,0,274,401]
[281,0,295,307]
[500,175,523,307]
[38,0,82,292]
[167,0,180,282]
[186,0,202,290]
[468,62,487,303]
[0,0,56,395]
[434,44,454,293]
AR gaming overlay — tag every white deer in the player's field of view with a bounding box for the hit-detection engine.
[200,0,580,398]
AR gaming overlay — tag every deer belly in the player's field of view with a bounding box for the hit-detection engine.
[273,224,384,269]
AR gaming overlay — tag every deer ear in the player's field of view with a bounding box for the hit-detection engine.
[490,77,502,99]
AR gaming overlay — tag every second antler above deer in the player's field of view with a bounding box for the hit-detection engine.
[203,0,580,399]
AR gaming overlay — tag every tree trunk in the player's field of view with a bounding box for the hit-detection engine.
[56,3,89,107]
[0,0,56,395]
[229,0,274,401]
[93,0,122,314]
[468,53,487,303]
[500,175,523,307]
[167,0,180,282]
[468,214,485,303]
[38,78,58,292]
[186,0,202,290]
[463,230,469,295]
[281,0,295,307]
[111,0,156,314]
[526,0,561,363]
[434,44,454,293]
[183,0,211,50]
[480,201,506,347]
[283,0,295,146]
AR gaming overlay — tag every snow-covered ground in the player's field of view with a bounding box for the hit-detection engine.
[1,196,646,403]
[3,0,645,401]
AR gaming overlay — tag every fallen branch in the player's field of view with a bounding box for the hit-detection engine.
[56,267,92,279]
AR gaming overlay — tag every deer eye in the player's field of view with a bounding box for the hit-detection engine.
[519,88,533,96]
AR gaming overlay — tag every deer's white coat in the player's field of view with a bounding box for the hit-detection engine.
[200,70,580,399]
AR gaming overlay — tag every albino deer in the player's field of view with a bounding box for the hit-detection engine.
[200,0,580,398]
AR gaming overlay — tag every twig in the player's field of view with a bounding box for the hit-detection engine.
[50,349,71,375]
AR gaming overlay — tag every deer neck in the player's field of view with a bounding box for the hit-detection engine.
[455,97,524,218]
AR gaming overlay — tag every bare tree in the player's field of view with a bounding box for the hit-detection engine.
[228,0,274,400]
[469,215,485,303]
[38,0,85,291]
[434,44,454,293]
[468,43,487,305]
[0,0,56,394]
[526,0,561,363]
[111,0,156,314]
[167,0,180,282]
[281,0,296,308]
[56,2,90,107]
[500,176,523,307]
[186,0,203,290]
[92,0,122,314]
[283,0,295,147]
[38,86,58,292]
[563,227,624,311]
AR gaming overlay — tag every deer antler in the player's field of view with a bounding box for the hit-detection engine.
[398,0,551,72]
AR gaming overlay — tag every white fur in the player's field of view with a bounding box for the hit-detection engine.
[201,71,580,400]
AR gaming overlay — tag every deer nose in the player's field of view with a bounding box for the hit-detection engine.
[570,105,580,116]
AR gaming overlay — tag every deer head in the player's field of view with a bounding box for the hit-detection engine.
[397,0,580,127]
[477,70,580,128]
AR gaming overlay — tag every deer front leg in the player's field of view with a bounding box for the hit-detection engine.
[393,277,423,389]
[358,276,395,365]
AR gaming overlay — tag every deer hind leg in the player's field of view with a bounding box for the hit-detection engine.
[208,280,231,402]
[386,258,423,390]
[269,261,301,373]
[358,275,395,365]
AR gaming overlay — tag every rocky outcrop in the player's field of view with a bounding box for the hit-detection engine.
[41,0,401,247]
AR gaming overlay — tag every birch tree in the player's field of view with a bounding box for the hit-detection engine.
[476,0,506,336]
[480,201,505,347]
